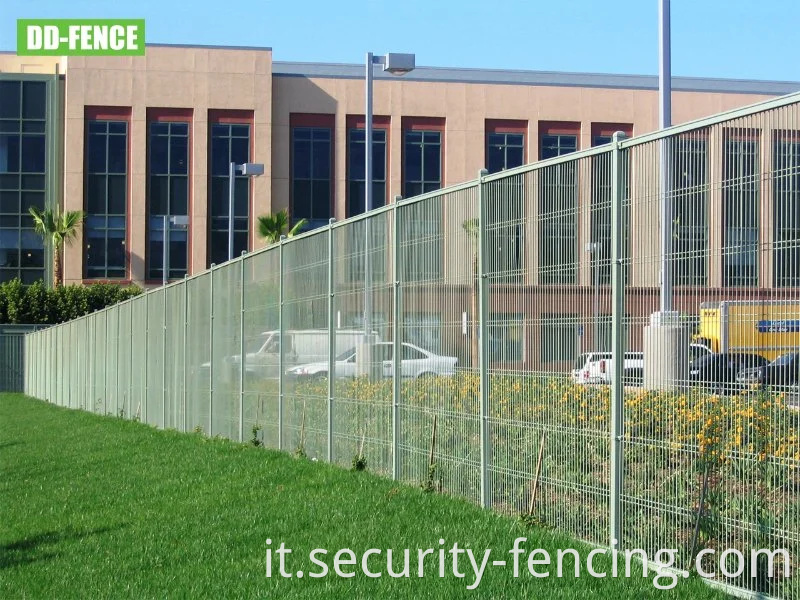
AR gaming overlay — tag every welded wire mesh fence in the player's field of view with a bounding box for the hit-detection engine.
[25,92,800,599]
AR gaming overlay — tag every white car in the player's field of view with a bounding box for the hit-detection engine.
[571,351,644,386]
[287,342,458,380]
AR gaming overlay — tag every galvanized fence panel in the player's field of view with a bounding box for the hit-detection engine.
[21,90,800,600]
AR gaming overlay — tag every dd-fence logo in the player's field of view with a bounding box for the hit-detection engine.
[17,19,145,56]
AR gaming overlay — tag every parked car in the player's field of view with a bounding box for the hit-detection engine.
[572,352,644,386]
[688,352,769,394]
[286,342,458,380]
[737,352,800,389]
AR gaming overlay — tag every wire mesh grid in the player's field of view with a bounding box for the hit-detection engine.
[22,92,800,600]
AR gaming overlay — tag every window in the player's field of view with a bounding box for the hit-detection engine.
[401,118,444,281]
[539,124,578,284]
[148,119,189,280]
[404,313,442,353]
[402,345,427,360]
[590,124,632,284]
[671,135,708,286]
[347,121,387,216]
[486,121,526,281]
[85,117,127,279]
[540,313,579,364]
[773,135,800,287]
[489,313,524,363]
[0,79,47,284]
[209,119,250,267]
[722,134,759,287]
[292,115,333,232]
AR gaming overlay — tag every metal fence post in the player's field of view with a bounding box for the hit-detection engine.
[392,196,402,481]
[610,132,627,549]
[163,289,167,429]
[239,251,246,443]
[278,237,285,452]
[104,309,109,415]
[129,303,133,418]
[183,275,188,433]
[209,263,215,436]
[477,169,490,509]
[144,294,149,424]
[115,306,120,416]
[327,219,335,463]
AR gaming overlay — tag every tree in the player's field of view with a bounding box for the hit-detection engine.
[257,210,308,244]
[29,207,85,288]
[463,218,479,368]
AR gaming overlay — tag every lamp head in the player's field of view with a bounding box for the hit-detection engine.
[382,53,415,76]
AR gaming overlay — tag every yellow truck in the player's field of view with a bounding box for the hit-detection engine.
[694,300,800,361]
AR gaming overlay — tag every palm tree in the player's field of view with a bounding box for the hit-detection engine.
[463,218,479,368]
[29,207,85,288]
[257,210,308,244]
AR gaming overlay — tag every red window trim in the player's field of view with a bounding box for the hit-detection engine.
[539,120,581,137]
[591,122,633,141]
[289,113,335,221]
[83,105,132,283]
[147,108,193,280]
[346,115,390,129]
[401,117,446,196]
[208,109,255,259]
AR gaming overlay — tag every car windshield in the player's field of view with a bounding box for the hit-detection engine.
[336,347,355,361]
[690,354,719,368]
[771,353,795,366]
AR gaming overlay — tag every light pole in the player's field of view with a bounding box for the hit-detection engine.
[360,52,415,377]
[162,215,189,287]
[586,242,601,351]
[659,0,672,313]
[228,161,265,261]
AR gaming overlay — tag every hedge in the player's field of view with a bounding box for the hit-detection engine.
[0,279,143,325]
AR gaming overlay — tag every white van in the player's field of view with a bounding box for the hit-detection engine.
[241,329,374,378]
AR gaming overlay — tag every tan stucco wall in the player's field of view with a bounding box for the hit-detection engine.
[60,45,272,286]
[0,53,65,74]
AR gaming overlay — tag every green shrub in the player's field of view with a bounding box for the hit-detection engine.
[0,278,143,325]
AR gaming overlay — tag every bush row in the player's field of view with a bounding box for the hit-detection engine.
[0,278,143,325]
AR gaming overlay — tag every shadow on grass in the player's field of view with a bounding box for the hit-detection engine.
[0,441,23,450]
[0,524,127,570]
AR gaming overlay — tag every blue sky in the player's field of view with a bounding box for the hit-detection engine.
[3,0,799,81]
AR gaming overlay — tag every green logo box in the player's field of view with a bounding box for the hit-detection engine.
[17,19,145,56]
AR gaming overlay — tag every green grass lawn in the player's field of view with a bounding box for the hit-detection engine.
[0,393,728,599]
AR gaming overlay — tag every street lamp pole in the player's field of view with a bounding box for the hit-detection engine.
[228,161,265,262]
[361,52,415,376]
[659,0,672,313]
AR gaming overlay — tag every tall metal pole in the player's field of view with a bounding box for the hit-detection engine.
[278,236,285,451]
[239,251,246,443]
[610,131,627,549]
[162,214,168,287]
[391,196,402,481]
[659,0,673,313]
[363,52,374,341]
[327,218,335,463]
[477,169,490,509]
[228,161,236,262]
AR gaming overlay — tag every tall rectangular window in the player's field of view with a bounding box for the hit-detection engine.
[291,114,333,232]
[486,121,526,281]
[489,313,524,363]
[402,118,444,281]
[540,313,578,364]
[148,117,189,280]
[209,117,250,266]
[347,117,387,217]
[0,79,47,284]
[539,123,578,284]
[723,133,759,287]
[85,115,128,279]
[671,135,708,286]
[590,124,632,284]
[773,134,800,287]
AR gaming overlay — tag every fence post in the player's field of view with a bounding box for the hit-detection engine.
[278,236,285,452]
[610,131,627,549]
[163,289,167,429]
[183,275,188,433]
[104,308,109,415]
[129,302,133,418]
[115,306,120,416]
[209,264,215,436]
[144,293,149,424]
[327,218,335,463]
[477,168,490,509]
[392,196,402,481]
[239,251,246,443]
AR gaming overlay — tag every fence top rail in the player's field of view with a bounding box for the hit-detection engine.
[481,144,612,183]
[619,89,800,149]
